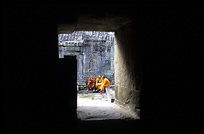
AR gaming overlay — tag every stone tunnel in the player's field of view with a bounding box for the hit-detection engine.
[3,4,201,131]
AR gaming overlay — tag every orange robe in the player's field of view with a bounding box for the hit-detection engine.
[101,78,111,92]
[96,77,103,90]
[87,77,96,90]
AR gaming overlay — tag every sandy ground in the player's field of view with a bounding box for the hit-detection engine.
[77,91,134,120]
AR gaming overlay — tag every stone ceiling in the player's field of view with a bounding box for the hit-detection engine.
[57,15,131,34]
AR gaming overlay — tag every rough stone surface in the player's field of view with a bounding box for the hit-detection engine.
[114,23,142,117]
[58,15,131,34]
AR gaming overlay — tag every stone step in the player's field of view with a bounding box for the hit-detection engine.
[105,87,115,103]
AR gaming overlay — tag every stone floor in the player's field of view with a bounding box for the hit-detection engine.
[77,90,134,120]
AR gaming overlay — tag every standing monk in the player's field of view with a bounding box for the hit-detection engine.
[87,75,96,92]
[99,76,111,93]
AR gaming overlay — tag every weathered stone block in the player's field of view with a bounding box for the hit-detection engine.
[114,23,141,118]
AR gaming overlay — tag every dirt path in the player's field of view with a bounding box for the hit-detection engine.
[77,91,134,120]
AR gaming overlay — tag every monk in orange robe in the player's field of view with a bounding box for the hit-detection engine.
[98,76,111,93]
[96,75,102,90]
[87,75,96,90]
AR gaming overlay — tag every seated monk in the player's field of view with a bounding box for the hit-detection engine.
[87,75,96,91]
[98,76,111,93]
[96,75,102,91]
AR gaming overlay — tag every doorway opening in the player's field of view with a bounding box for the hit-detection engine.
[58,31,136,120]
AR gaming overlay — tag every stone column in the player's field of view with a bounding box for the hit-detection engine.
[77,55,83,80]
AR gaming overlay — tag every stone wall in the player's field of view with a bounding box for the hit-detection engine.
[58,31,115,88]
[114,23,142,118]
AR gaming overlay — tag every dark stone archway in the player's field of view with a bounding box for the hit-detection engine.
[3,4,201,131]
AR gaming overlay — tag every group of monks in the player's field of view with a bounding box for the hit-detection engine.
[87,75,111,93]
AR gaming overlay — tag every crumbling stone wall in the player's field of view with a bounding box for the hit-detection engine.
[115,23,142,118]
[58,31,115,88]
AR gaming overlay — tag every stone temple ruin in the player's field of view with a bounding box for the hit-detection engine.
[58,31,114,90]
